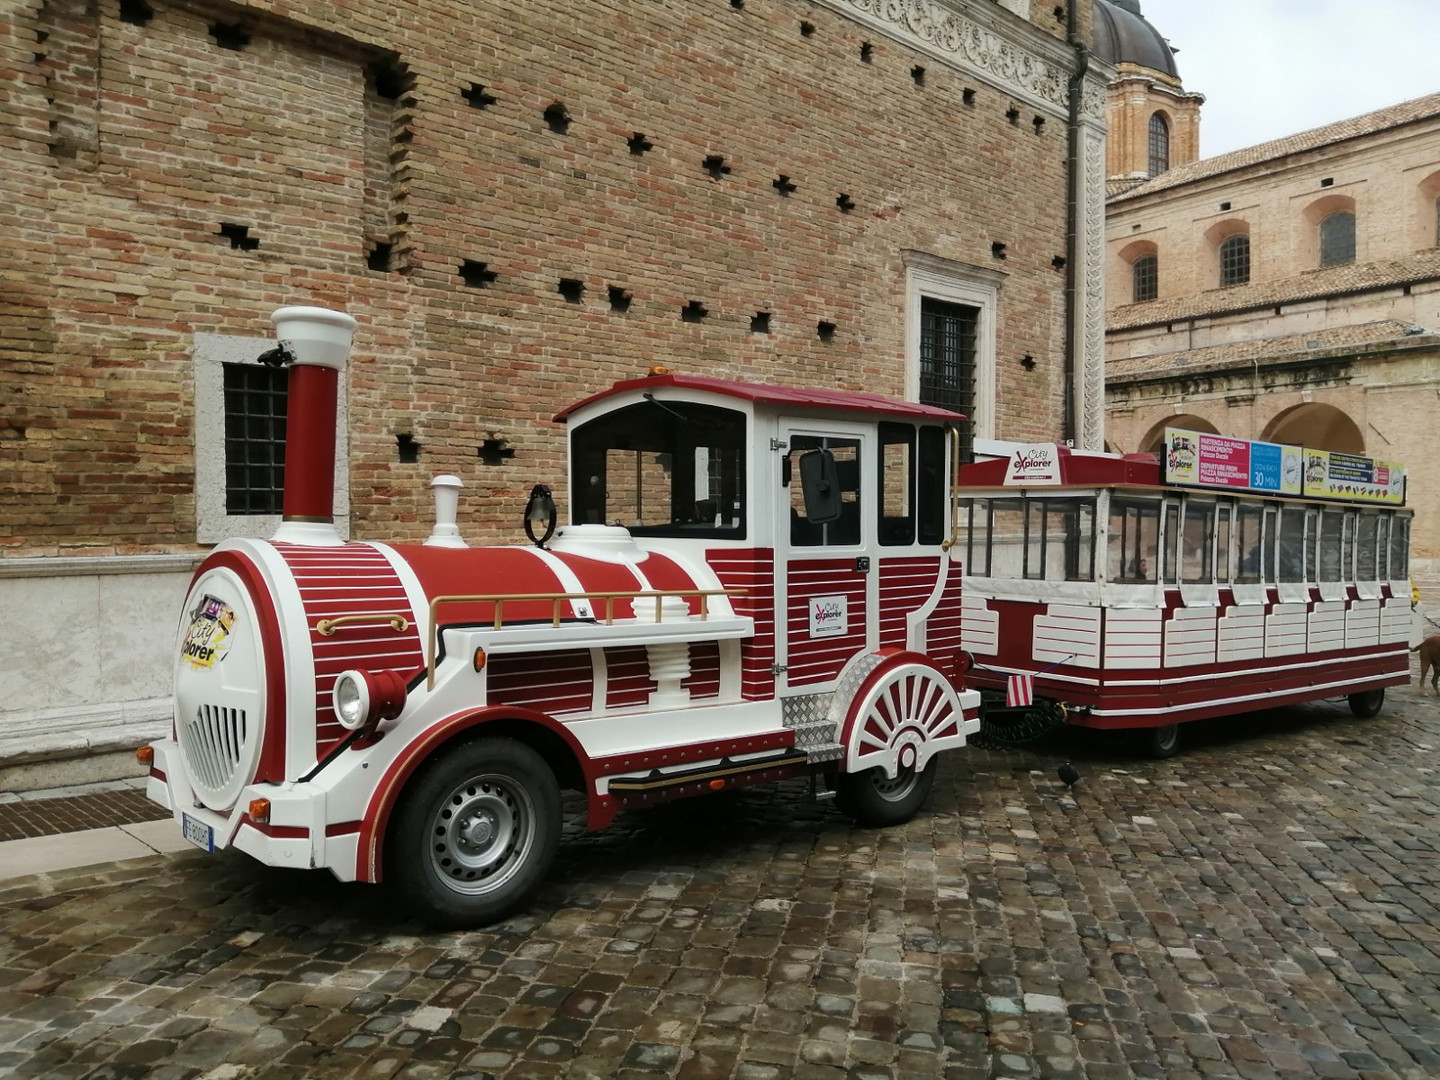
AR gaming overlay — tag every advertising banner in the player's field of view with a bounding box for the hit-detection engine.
[1301,449,1405,504]
[1164,428,1402,503]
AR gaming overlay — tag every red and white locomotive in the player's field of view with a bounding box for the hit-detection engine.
[144,307,981,926]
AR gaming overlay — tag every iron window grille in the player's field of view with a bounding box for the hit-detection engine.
[1219,234,1250,286]
[918,297,977,464]
[1147,113,1170,177]
[1319,211,1356,267]
[1132,253,1158,303]
[223,362,287,515]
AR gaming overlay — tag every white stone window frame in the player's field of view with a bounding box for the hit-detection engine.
[903,251,1002,445]
[194,332,350,545]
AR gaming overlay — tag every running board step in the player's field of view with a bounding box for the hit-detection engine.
[606,749,809,793]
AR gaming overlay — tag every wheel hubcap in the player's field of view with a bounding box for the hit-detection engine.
[429,776,535,894]
[872,764,920,802]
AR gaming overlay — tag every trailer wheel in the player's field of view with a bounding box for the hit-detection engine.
[1348,688,1385,718]
[834,759,936,827]
[389,736,560,929]
[1136,722,1181,759]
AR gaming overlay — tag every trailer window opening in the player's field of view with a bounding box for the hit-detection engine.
[1235,502,1263,582]
[1215,503,1231,583]
[960,497,990,575]
[1357,513,1379,580]
[1180,499,1215,584]
[1262,505,1279,582]
[1107,497,1159,583]
[1389,513,1410,579]
[572,401,747,538]
[1277,507,1306,583]
[1162,498,1180,584]
[989,499,1025,578]
[1318,509,1344,582]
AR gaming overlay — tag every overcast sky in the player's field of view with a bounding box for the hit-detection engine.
[1139,0,1440,159]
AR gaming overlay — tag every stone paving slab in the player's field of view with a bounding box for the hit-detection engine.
[0,780,163,843]
[3,690,1440,1079]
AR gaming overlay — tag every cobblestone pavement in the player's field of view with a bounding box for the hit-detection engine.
[4,689,1440,1080]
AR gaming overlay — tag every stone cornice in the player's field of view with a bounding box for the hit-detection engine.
[0,553,204,579]
[819,0,1079,118]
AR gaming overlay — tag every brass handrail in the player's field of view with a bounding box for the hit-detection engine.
[315,613,411,637]
[943,424,961,552]
[425,588,741,688]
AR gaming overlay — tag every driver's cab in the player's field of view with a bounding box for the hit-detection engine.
[555,370,962,701]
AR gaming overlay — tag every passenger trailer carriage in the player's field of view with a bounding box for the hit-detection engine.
[958,435,1414,758]
[144,307,982,926]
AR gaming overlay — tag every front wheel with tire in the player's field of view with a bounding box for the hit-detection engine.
[834,759,937,827]
[1348,688,1385,718]
[1135,722,1181,759]
[388,736,560,929]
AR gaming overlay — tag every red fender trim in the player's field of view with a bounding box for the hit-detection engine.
[356,705,590,882]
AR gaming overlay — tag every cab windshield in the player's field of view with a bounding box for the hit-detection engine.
[570,400,747,538]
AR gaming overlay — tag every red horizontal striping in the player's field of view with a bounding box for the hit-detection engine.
[488,650,594,715]
[928,572,963,653]
[708,549,776,700]
[683,641,721,699]
[277,543,425,759]
[787,559,866,686]
[606,646,653,708]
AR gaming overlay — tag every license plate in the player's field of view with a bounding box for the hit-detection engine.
[182,813,215,853]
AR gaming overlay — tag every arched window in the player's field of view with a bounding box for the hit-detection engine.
[1319,211,1355,267]
[1132,253,1158,302]
[1147,113,1170,177]
[1434,194,1440,246]
[1219,234,1250,286]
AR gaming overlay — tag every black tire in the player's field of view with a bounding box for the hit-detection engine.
[834,760,937,827]
[388,736,560,929]
[1348,688,1385,718]
[1136,722,1181,759]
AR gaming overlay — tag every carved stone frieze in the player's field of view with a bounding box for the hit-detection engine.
[830,0,1072,114]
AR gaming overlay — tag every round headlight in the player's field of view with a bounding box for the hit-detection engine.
[333,671,370,730]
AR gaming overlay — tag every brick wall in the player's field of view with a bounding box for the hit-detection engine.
[2,0,1079,552]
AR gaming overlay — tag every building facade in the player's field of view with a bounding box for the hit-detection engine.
[0,0,1110,785]
[1095,4,1440,573]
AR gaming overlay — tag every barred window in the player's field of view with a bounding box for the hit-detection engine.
[1132,253,1158,302]
[223,362,287,515]
[918,296,977,463]
[1147,113,1170,177]
[1219,234,1250,286]
[1319,211,1355,267]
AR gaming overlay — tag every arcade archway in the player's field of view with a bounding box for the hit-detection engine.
[1139,414,1218,455]
[1262,404,1365,453]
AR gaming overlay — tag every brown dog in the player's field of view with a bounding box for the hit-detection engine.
[1416,636,1440,694]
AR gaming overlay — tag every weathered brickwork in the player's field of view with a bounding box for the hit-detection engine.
[1,0,1090,554]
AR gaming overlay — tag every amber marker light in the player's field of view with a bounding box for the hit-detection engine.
[647,364,671,376]
[473,647,487,673]
[248,798,272,824]
[136,746,154,767]
[708,779,727,790]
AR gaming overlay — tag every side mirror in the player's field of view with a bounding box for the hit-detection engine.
[798,449,842,525]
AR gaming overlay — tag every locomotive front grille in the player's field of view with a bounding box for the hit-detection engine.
[179,704,249,798]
